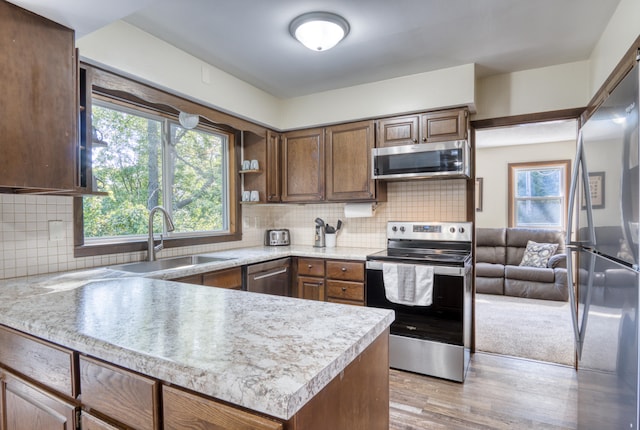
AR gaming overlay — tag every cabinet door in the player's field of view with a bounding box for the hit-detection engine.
[281,128,324,202]
[163,385,283,430]
[202,267,242,289]
[377,115,420,147]
[82,412,122,430]
[421,109,468,143]
[2,372,77,430]
[297,276,325,302]
[326,121,377,201]
[266,131,281,203]
[0,1,77,192]
[172,274,203,285]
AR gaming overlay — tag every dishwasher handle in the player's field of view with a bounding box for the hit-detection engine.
[252,267,288,281]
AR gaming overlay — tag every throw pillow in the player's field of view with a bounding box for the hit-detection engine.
[519,240,558,268]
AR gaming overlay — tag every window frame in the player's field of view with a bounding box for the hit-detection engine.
[507,159,571,230]
[74,65,242,258]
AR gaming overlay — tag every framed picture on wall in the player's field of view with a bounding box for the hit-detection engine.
[581,171,605,209]
[475,178,483,212]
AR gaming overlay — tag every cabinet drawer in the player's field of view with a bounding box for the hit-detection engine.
[326,280,364,302]
[82,411,122,430]
[326,260,364,282]
[0,325,77,398]
[173,274,202,285]
[327,298,365,307]
[79,356,160,430]
[298,258,325,277]
[163,384,283,430]
[203,267,242,289]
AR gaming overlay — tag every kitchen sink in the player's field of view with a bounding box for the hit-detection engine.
[109,255,232,274]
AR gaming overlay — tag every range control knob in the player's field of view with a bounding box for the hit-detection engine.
[459,227,465,233]
[449,227,456,234]
[391,226,398,232]
[399,226,405,232]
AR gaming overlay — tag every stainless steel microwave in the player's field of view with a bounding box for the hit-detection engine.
[371,140,470,180]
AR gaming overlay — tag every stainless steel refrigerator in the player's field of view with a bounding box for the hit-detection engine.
[567,58,639,429]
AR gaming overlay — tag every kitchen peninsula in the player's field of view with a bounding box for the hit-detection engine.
[0,263,393,429]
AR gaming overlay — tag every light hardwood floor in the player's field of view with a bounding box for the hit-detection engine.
[389,352,578,429]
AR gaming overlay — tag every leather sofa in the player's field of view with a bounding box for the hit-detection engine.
[476,228,568,301]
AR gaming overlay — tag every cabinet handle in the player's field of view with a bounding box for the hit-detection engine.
[341,267,347,272]
[308,264,313,269]
[412,138,418,143]
[422,137,427,142]
[341,287,347,292]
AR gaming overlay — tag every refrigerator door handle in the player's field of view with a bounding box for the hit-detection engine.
[566,130,586,352]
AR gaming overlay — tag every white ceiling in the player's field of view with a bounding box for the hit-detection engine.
[9,0,621,99]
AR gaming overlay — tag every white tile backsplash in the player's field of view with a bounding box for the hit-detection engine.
[0,180,467,279]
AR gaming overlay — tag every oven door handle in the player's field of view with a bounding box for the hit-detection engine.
[366,260,465,276]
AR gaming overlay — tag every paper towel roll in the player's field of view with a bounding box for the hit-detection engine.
[344,202,374,218]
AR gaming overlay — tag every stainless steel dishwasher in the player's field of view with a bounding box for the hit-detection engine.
[246,258,291,296]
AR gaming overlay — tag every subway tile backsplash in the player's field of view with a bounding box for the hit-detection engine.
[0,179,466,279]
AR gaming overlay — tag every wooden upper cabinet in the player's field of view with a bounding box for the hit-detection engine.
[281,128,325,202]
[377,115,420,147]
[326,121,378,201]
[421,108,468,143]
[266,131,282,202]
[0,1,77,192]
[377,108,468,147]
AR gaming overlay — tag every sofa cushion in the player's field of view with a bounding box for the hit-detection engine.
[505,277,568,301]
[477,228,506,247]
[505,228,564,266]
[519,241,558,268]
[476,277,504,295]
[505,265,555,283]
[476,262,504,278]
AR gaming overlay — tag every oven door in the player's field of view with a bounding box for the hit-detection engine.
[366,260,468,345]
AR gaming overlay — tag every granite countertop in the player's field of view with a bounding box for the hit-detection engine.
[0,245,393,420]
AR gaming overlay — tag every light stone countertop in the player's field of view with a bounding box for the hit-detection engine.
[0,245,393,420]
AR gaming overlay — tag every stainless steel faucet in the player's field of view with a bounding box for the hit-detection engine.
[147,206,175,261]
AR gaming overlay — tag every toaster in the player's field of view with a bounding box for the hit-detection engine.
[265,229,290,246]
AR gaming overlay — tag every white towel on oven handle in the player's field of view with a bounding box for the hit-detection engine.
[382,263,434,306]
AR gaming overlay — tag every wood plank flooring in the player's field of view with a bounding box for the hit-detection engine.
[390,352,577,429]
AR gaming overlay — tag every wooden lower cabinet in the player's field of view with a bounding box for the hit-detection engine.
[1,371,78,430]
[325,260,366,306]
[79,356,160,430]
[163,385,283,430]
[173,266,242,290]
[81,412,121,430]
[297,276,326,301]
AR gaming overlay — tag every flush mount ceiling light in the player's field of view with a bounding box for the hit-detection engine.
[289,11,350,52]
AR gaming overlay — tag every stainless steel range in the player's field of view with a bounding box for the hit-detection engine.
[366,221,472,382]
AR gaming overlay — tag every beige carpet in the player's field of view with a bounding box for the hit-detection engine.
[475,293,575,366]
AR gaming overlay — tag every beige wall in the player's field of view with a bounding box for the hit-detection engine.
[589,0,640,95]
[475,140,577,228]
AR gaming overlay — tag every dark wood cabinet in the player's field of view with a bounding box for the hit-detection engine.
[296,258,326,301]
[326,120,385,201]
[173,267,243,290]
[266,131,282,202]
[1,372,78,430]
[163,385,283,430]
[377,108,468,147]
[79,356,160,430]
[0,1,77,193]
[377,115,420,147]
[421,108,468,143]
[281,128,325,202]
[325,260,365,306]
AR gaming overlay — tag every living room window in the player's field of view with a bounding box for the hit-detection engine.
[508,160,571,229]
